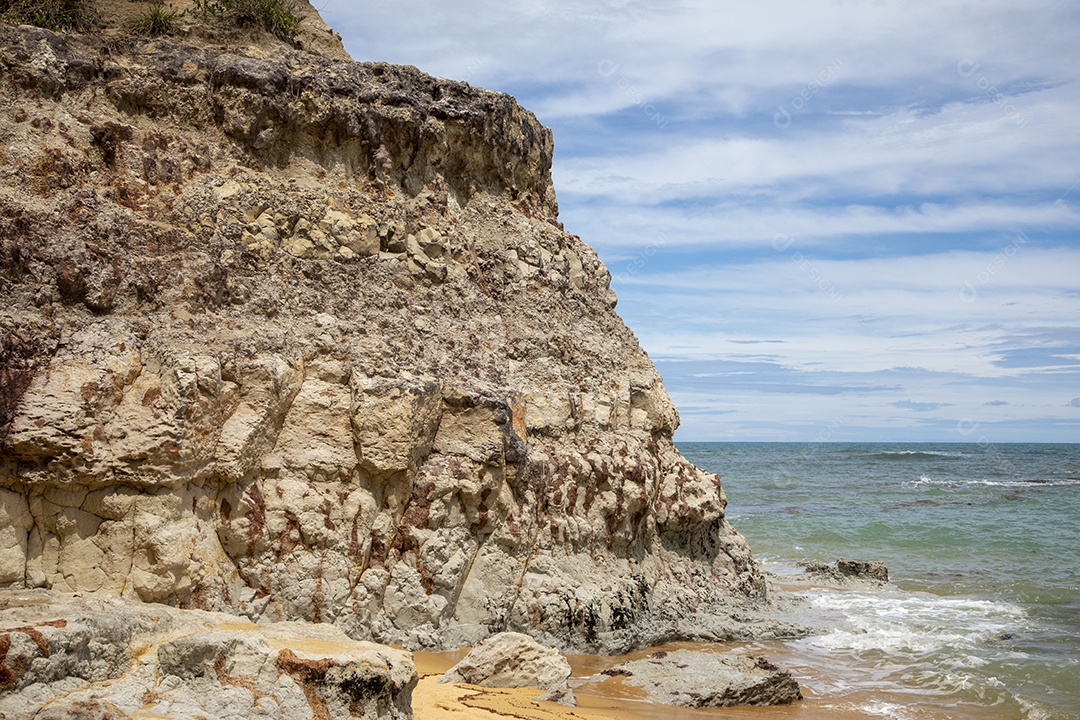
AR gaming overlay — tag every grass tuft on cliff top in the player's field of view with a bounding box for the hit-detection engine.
[128,0,182,37]
[192,0,303,41]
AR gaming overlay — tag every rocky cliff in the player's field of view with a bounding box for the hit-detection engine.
[0,5,768,654]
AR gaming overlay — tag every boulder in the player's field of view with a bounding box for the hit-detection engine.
[601,649,802,708]
[439,631,575,706]
[0,589,417,720]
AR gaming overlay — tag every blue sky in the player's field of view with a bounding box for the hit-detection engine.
[317,0,1080,442]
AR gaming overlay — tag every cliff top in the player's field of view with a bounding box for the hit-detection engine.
[1,0,353,61]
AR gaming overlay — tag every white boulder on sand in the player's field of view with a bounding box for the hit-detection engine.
[438,631,575,705]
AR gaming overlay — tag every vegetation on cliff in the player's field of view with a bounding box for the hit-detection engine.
[2,0,305,41]
[190,0,304,40]
[0,0,98,31]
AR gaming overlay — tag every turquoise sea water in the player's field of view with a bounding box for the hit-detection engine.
[679,442,1080,720]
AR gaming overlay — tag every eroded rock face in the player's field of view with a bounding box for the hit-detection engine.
[0,589,416,720]
[0,13,766,653]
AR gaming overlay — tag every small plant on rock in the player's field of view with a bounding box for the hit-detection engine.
[191,0,303,41]
[128,0,182,37]
[0,0,98,31]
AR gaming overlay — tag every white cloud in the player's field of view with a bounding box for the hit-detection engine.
[562,201,1080,253]
[556,87,1080,199]
[617,249,1080,386]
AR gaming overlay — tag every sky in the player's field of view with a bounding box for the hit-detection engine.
[316,0,1080,443]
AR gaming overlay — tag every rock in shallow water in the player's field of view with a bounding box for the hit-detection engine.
[838,558,890,583]
[799,558,890,585]
[602,649,802,708]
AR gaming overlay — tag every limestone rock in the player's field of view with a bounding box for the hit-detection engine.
[799,559,890,586]
[0,8,770,655]
[602,649,802,708]
[837,558,889,583]
[438,631,574,705]
[0,589,416,720]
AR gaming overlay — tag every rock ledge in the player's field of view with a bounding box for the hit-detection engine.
[601,649,802,708]
[0,589,416,720]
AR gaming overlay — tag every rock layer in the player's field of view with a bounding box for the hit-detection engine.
[0,589,416,720]
[0,10,766,652]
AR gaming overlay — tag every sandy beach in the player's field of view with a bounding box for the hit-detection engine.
[410,643,943,720]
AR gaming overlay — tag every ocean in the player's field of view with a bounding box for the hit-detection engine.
[678,442,1080,720]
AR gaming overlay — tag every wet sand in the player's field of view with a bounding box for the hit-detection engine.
[412,650,630,720]
[413,642,1009,720]
[414,646,853,720]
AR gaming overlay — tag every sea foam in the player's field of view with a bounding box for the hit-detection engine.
[794,587,1026,657]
